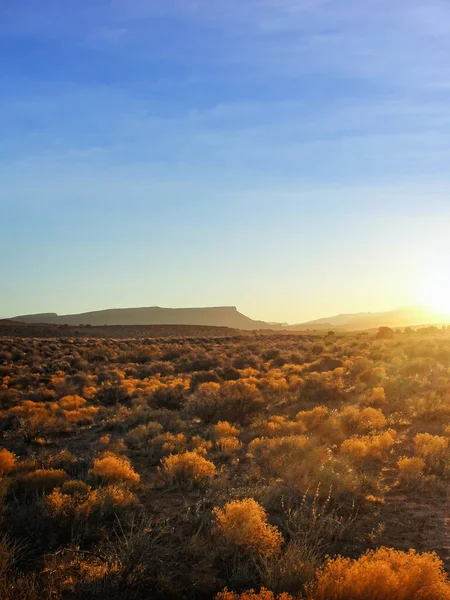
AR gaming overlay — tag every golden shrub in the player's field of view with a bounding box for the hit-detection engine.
[46,482,137,520]
[340,438,367,461]
[0,448,15,476]
[213,498,282,557]
[340,406,387,434]
[161,451,216,486]
[397,456,425,482]
[21,468,68,492]
[414,433,448,461]
[216,436,242,453]
[190,435,213,455]
[90,452,140,485]
[341,430,396,463]
[296,406,329,430]
[161,432,187,455]
[364,387,386,406]
[213,421,240,439]
[306,547,450,600]
[216,589,293,600]
[62,406,99,425]
[58,395,86,410]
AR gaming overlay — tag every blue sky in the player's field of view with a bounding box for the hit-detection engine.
[2,0,450,322]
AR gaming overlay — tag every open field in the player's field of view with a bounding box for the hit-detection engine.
[2,328,450,598]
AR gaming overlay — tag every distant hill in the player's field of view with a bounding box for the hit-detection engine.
[11,306,279,331]
[286,306,450,331]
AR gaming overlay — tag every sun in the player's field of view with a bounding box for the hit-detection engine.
[414,269,450,317]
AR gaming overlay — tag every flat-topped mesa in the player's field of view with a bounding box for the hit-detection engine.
[10,306,279,331]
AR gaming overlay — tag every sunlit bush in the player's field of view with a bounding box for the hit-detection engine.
[90,452,140,485]
[58,395,86,410]
[340,406,387,434]
[397,457,425,485]
[161,451,216,487]
[296,406,329,431]
[217,436,242,453]
[46,481,137,521]
[0,449,15,476]
[306,547,450,600]
[214,498,282,558]
[363,387,386,407]
[213,421,240,440]
[413,433,449,473]
[340,430,396,463]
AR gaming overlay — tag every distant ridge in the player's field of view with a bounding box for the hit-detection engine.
[286,306,450,331]
[10,306,279,331]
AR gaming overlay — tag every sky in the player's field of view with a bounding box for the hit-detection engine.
[2,0,450,323]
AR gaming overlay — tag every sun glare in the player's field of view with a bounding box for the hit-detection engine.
[415,269,450,317]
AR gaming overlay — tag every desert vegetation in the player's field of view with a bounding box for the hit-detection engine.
[1,326,450,598]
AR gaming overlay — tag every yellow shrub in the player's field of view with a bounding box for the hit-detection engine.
[213,421,240,439]
[306,547,450,600]
[341,430,396,463]
[46,482,137,520]
[90,453,140,485]
[63,406,99,425]
[340,438,368,461]
[0,448,15,476]
[414,433,448,460]
[21,469,68,492]
[213,498,282,557]
[340,406,387,434]
[296,406,329,430]
[58,395,86,410]
[216,589,293,600]
[397,457,425,482]
[364,387,386,406]
[161,433,187,455]
[161,451,216,487]
[216,436,242,453]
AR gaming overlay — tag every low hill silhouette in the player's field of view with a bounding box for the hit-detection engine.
[287,306,450,331]
[11,306,278,331]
